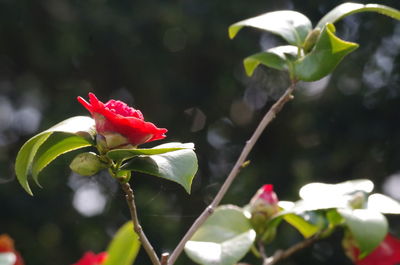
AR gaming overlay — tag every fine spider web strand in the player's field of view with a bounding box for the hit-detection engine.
[167,82,297,264]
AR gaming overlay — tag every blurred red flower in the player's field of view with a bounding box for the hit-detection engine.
[345,233,400,265]
[78,93,167,149]
[0,234,24,265]
[72,251,107,265]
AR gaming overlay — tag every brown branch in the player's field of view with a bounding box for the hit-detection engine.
[167,81,297,265]
[120,182,161,265]
[264,234,321,265]
[161,253,169,265]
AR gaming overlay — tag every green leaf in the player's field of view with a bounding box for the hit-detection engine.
[229,10,312,46]
[338,209,388,258]
[107,142,194,162]
[283,213,321,238]
[184,205,256,265]
[243,45,299,76]
[317,3,400,29]
[367,193,400,214]
[103,221,141,265]
[297,179,373,210]
[122,148,198,193]
[31,133,93,184]
[294,23,359,81]
[15,116,95,195]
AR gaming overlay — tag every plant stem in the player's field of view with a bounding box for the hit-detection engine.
[120,182,161,265]
[167,81,297,264]
[264,234,320,265]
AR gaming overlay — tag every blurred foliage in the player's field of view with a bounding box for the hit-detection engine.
[0,0,399,264]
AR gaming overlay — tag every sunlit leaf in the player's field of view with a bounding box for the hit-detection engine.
[15,116,95,195]
[185,205,256,265]
[368,193,400,214]
[103,221,141,265]
[31,133,93,184]
[122,148,198,193]
[107,142,194,162]
[338,208,388,258]
[229,10,312,46]
[243,45,299,76]
[294,23,359,81]
[299,179,373,201]
[317,3,400,29]
[283,213,321,238]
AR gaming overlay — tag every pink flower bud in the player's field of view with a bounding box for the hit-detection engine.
[249,185,279,239]
[344,233,400,265]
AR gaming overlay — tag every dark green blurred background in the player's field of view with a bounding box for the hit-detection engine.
[1,0,400,264]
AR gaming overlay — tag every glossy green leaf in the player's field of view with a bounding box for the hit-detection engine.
[15,116,95,195]
[107,142,194,162]
[243,45,299,76]
[184,205,256,265]
[283,213,321,238]
[338,209,388,258]
[31,133,93,184]
[297,179,373,210]
[317,3,400,29]
[103,221,140,265]
[122,148,198,193]
[294,23,359,81]
[367,193,400,214]
[229,10,312,46]
[300,179,374,200]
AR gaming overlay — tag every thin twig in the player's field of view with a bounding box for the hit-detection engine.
[168,81,297,264]
[120,182,161,265]
[265,234,320,265]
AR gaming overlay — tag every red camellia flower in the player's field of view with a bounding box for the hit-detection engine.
[78,93,167,149]
[72,251,108,265]
[344,233,400,265]
[0,234,24,265]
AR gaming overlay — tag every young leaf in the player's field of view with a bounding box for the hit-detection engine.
[338,208,388,258]
[229,10,312,46]
[103,221,141,265]
[283,213,321,238]
[184,205,256,265]
[122,148,198,193]
[243,45,299,76]
[15,116,95,195]
[31,133,93,184]
[106,142,194,162]
[294,23,359,81]
[316,3,400,29]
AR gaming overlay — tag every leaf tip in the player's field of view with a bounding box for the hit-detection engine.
[228,25,241,39]
[243,58,259,76]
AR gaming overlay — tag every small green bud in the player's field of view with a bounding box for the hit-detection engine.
[348,191,367,209]
[69,152,107,176]
[115,170,132,183]
[303,28,321,54]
